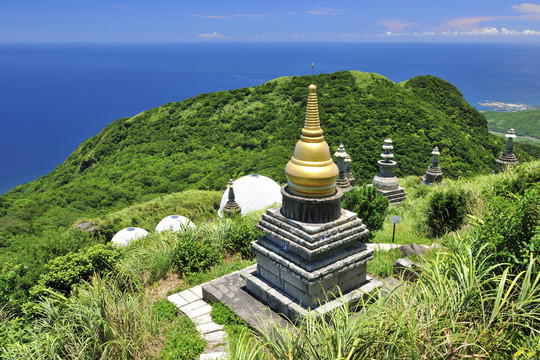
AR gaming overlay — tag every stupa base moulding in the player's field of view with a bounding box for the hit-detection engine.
[242,268,382,320]
[243,203,378,320]
[368,184,407,205]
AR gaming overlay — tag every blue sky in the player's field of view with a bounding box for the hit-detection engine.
[2,1,540,42]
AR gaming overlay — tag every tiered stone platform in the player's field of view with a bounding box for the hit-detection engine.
[496,153,519,171]
[244,195,375,319]
[375,187,407,205]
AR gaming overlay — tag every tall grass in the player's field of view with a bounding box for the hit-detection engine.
[231,237,540,359]
[2,277,162,359]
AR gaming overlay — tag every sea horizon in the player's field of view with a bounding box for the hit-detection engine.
[1,41,539,194]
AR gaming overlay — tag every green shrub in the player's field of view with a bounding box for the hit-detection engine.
[226,217,264,259]
[342,185,390,239]
[477,184,539,272]
[152,299,178,321]
[172,230,221,275]
[427,188,468,236]
[160,315,206,360]
[32,244,122,295]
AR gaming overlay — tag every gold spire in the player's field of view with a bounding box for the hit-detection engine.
[284,84,339,197]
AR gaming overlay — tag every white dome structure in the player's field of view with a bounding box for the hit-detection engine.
[111,227,148,246]
[155,215,195,233]
[218,174,282,217]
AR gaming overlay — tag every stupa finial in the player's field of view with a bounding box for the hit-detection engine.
[301,84,324,141]
[284,85,339,197]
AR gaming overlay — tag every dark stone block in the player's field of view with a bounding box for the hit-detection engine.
[280,186,343,223]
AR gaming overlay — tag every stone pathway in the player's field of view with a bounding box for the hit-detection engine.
[167,284,227,360]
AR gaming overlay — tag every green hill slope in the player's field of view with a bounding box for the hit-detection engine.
[0,71,537,241]
[483,109,540,139]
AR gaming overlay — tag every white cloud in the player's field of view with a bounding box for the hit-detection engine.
[442,16,495,31]
[382,26,540,37]
[379,19,417,32]
[513,3,540,14]
[306,7,344,15]
[197,32,225,39]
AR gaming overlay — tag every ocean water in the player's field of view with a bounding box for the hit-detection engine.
[1,42,539,194]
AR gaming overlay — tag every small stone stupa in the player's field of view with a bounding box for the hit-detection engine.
[372,139,406,204]
[345,153,355,187]
[421,146,444,186]
[334,144,353,192]
[222,179,242,216]
[496,128,519,172]
[243,84,376,319]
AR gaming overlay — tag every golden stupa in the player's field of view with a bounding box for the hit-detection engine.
[285,84,339,197]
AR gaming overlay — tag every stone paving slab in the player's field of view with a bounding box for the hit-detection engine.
[178,288,200,303]
[179,299,208,313]
[199,351,226,360]
[197,322,224,335]
[167,293,188,308]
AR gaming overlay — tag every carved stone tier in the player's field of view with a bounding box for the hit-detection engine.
[244,207,373,316]
[373,160,400,191]
[345,172,355,187]
[375,187,407,205]
[496,153,519,172]
[336,177,353,193]
[280,186,343,223]
[422,166,443,186]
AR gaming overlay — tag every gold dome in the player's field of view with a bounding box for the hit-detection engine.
[284,84,339,197]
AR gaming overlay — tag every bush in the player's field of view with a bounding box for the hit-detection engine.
[32,244,122,295]
[160,315,206,360]
[478,184,539,272]
[427,188,468,237]
[226,217,264,259]
[172,230,221,275]
[342,185,390,239]
[152,299,178,321]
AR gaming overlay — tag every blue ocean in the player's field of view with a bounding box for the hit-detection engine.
[1,42,539,194]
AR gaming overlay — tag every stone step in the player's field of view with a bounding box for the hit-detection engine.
[261,208,363,244]
[257,220,368,262]
[256,235,369,272]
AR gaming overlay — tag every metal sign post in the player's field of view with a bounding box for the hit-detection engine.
[390,216,400,243]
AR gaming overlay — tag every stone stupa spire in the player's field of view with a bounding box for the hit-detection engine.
[372,139,406,204]
[222,179,242,216]
[284,84,339,198]
[421,146,444,186]
[495,128,519,172]
[334,143,353,192]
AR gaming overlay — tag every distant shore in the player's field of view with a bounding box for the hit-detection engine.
[480,101,539,112]
[489,130,540,143]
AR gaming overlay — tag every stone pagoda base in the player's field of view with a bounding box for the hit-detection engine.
[496,153,519,172]
[244,205,374,319]
[421,168,443,186]
[376,187,407,205]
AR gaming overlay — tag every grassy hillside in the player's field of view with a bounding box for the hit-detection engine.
[1,71,538,243]
[483,109,540,139]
